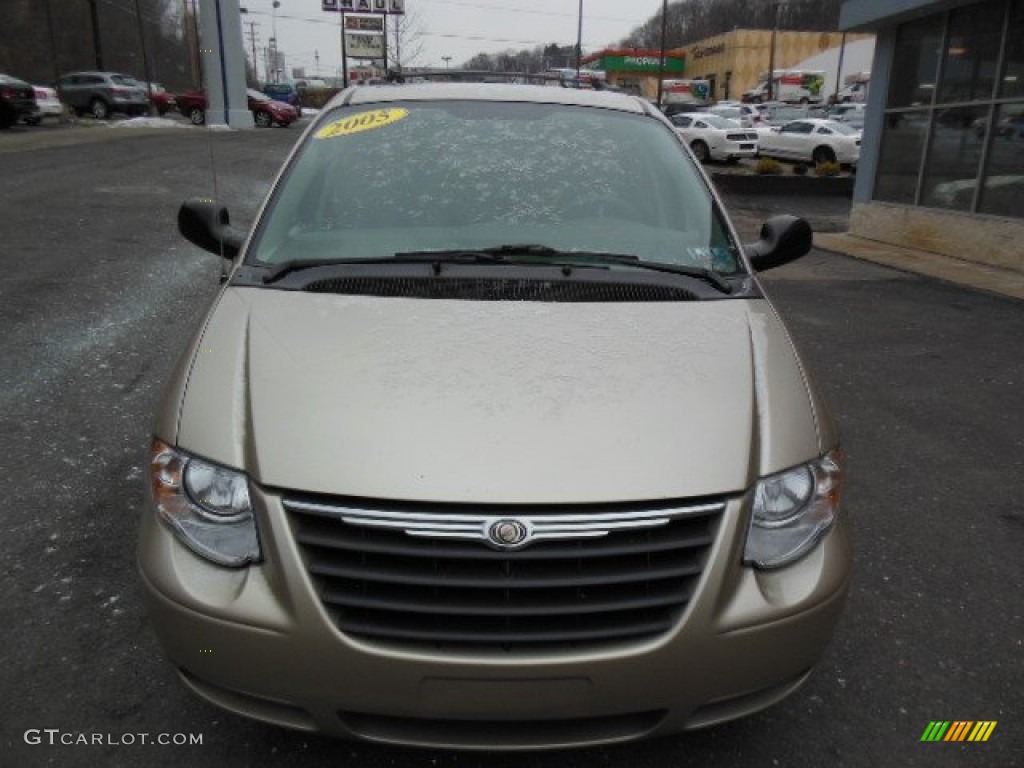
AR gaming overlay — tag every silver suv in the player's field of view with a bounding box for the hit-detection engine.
[57,71,148,119]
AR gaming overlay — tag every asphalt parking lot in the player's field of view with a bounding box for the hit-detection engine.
[1,122,1021,768]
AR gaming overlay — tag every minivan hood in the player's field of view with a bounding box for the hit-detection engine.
[173,287,821,504]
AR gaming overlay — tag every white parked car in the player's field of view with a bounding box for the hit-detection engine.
[827,103,867,131]
[26,85,62,124]
[757,118,861,165]
[709,103,769,129]
[668,112,759,163]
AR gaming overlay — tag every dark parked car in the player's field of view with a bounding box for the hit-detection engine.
[175,88,298,127]
[0,73,38,128]
[57,71,149,119]
[261,81,300,107]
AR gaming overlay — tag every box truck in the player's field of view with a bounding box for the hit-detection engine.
[743,70,826,105]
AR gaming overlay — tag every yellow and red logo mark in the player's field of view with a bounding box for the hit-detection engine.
[921,721,997,742]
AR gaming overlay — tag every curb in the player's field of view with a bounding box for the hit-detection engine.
[711,173,854,197]
[814,233,1024,301]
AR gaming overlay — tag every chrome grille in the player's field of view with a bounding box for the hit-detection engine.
[285,495,724,651]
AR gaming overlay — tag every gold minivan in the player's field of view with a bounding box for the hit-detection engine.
[139,84,851,750]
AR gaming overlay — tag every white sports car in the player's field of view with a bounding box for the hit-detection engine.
[26,85,62,124]
[668,112,759,163]
[757,118,861,165]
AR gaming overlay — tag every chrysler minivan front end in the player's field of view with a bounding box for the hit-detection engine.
[139,84,850,749]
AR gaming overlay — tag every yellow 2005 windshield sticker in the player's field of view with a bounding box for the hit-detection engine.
[315,108,409,139]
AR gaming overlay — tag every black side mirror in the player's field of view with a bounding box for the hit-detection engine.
[177,198,245,260]
[745,215,813,272]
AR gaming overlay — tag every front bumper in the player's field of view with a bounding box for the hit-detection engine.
[139,487,851,749]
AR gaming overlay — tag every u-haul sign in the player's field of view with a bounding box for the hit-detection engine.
[323,0,405,13]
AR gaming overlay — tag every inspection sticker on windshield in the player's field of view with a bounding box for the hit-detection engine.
[315,109,409,139]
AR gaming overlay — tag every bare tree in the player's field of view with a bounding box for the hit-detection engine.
[388,8,425,71]
[0,0,191,88]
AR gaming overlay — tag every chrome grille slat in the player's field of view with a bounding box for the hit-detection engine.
[307,560,704,588]
[332,617,676,645]
[294,528,715,560]
[321,588,688,617]
[285,495,723,651]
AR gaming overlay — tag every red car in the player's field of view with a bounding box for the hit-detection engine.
[143,82,177,116]
[175,88,298,127]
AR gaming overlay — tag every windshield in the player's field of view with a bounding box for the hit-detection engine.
[111,75,138,86]
[701,115,742,129]
[249,100,741,275]
[710,107,741,120]
[248,89,271,101]
[824,121,860,135]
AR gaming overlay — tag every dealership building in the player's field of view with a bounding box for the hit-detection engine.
[840,0,1024,270]
[673,29,873,103]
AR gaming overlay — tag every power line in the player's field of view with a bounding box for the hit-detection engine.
[417,0,640,25]
[238,10,605,48]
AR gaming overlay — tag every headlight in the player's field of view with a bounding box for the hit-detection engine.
[744,448,842,569]
[149,439,261,567]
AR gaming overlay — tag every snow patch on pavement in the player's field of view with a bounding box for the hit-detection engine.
[108,117,186,129]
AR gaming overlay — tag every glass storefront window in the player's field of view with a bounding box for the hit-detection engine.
[887,16,944,108]
[978,103,1024,216]
[875,0,1024,220]
[875,112,931,204]
[920,105,991,210]
[938,1,1005,104]
[999,0,1024,98]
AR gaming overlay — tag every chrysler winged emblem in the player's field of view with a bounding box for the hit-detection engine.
[487,519,530,549]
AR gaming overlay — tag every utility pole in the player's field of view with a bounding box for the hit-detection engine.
[87,0,104,70]
[767,2,782,101]
[656,0,668,109]
[393,14,401,73]
[44,0,60,84]
[575,0,583,77]
[132,0,155,112]
[271,0,281,82]
[340,12,349,86]
[833,32,847,105]
[382,11,389,75]
[244,21,261,84]
[186,0,201,88]
[315,49,320,77]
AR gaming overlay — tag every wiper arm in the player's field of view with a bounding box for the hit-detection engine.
[535,251,735,294]
[262,253,484,284]
[264,250,549,283]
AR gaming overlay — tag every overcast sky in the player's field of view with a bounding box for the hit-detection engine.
[235,0,668,77]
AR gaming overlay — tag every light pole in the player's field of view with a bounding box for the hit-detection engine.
[575,0,583,77]
[442,56,452,70]
[86,0,104,70]
[240,8,260,85]
[656,0,668,109]
[132,0,155,112]
[271,0,281,82]
[767,2,782,102]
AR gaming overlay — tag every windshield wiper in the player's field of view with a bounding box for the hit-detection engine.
[263,251,543,283]
[398,246,735,294]
[262,246,734,294]
[534,251,735,294]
